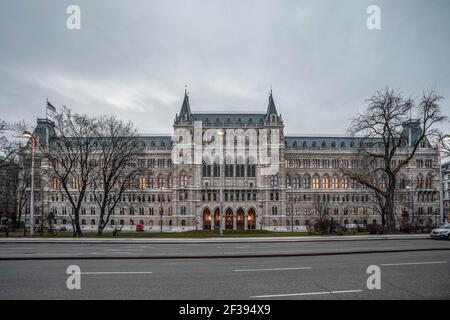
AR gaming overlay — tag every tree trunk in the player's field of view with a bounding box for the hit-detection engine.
[73,212,82,237]
[97,209,105,235]
[385,196,396,232]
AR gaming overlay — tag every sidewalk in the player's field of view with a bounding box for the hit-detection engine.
[0,233,429,244]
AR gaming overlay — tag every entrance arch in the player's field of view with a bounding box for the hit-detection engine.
[202,208,211,230]
[236,208,244,230]
[214,208,220,231]
[247,208,256,229]
[225,208,234,230]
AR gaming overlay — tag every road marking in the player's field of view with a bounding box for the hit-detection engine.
[381,261,448,266]
[250,289,363,299]
[235,267,312,272]
[77,271,153,275]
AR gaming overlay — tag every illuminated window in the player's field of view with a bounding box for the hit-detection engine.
[341,178,348,189]
[139,177,146,189]
[323,176,330,189]
[312,175,320,189]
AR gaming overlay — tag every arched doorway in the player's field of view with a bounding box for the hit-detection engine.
[247,208,256,229]
[214,208,220,231]
[236,208,244,230]
[225,208,234,230]
[202,208,211,230]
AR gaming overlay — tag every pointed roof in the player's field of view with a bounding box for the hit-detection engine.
[265,90,278,121]
[179,87,191,121]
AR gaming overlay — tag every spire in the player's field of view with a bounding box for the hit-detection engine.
[265,88,278,121]
[179,85,191,121]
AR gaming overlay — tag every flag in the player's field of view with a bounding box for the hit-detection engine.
[46,99,57,120]
[47,100,56,113]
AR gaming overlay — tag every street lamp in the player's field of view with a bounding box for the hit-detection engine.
[288,185,294,232]
[217,129,225,236]
[405,181,414,227]
[22,131,36,237]
[438,135,450,225]
[159,184,163,232]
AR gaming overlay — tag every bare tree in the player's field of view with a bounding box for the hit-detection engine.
[38,107,99,237]
[344,88,447,232]
[92,115,143,235]
[312,196,331,233]
[0,119,28,170]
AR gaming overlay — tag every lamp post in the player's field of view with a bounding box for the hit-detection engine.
[288,185,294,232]
[406,180,414,227]
[159,184,163,232]
[22,131,35,237]
[438,135,450,225]
[217,129,225,236]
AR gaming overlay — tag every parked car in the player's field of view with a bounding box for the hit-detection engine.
[430,224,450,240]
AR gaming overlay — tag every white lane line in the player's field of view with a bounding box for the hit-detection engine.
[77,271,153,275]
[250,289,363,299]
[381,261,448,266]
[235,267,312,272]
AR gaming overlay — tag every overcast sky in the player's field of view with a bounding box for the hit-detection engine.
[0,0,449,135]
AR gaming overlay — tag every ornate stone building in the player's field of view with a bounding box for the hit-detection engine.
[26,92,441,232]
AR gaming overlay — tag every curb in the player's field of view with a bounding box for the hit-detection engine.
[1,247,448,261]
[0,234,430,244]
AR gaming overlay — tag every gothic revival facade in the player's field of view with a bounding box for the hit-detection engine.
[28,92,441,232]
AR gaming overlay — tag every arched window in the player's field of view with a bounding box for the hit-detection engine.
[322,175,330,189]
[416,175,423,189]
[312,175,320,189]
[285,176,291,188]
[303,175,311,189]
[425,175,432,189]
[341,177,348,189]
[110,219,115,225]
[90,219,95,226]
[293,176,300,189]
[120,219,124,225]
[81,219,86,225]
[180,175,188,187]
[181,219,186,226]
[272,220,278,226]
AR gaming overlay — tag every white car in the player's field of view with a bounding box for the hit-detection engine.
[430,224,450,240]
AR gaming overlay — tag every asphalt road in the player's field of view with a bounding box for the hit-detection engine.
[1,238,450,259]
[0,250,449,299]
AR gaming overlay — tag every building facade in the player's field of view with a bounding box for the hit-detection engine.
[24,92,441,232]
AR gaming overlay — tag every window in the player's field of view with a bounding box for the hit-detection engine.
[416,175,423,189]
[322,176,330,189]
[180,175,188,187]
[312,175,320,189]
[181,219,186,226]
[139,177,146,189]
[225,164,234,177]
[303,176,311,189]
[293,177,300,189]
[271,175,278,187]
